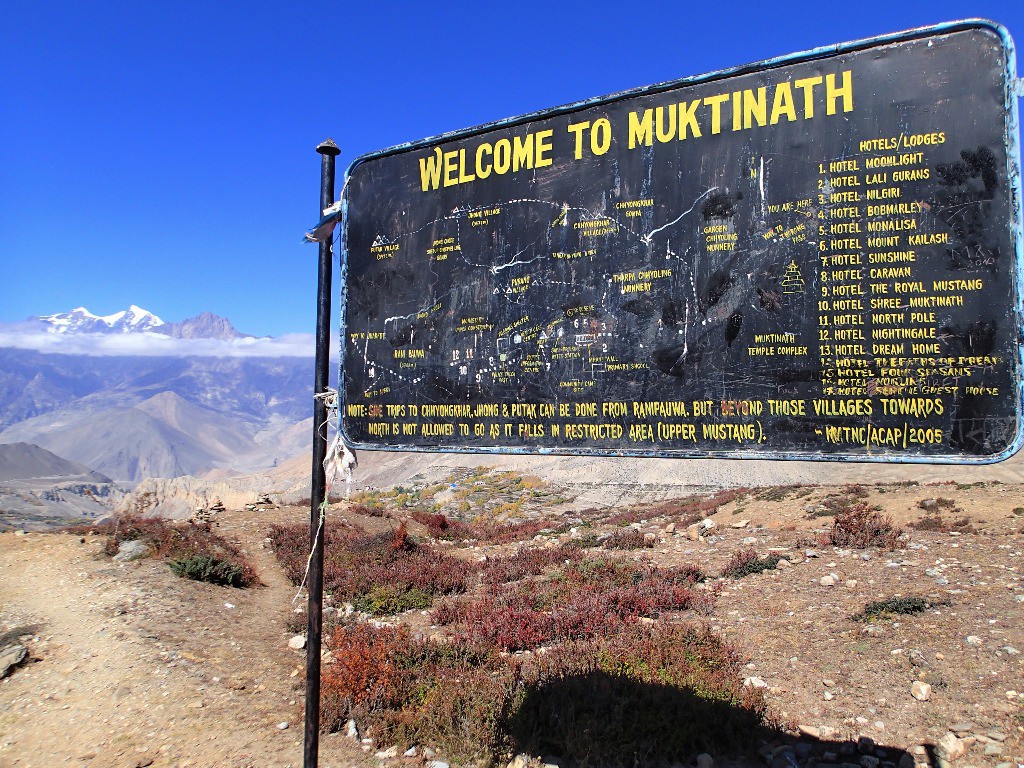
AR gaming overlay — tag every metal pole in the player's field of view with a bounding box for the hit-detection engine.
[305,137,340,768]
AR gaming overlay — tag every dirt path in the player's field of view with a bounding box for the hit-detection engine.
[0,509,363,768]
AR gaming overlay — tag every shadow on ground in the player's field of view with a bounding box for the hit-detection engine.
[509,670,919,768]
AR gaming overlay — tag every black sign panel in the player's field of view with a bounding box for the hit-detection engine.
[340,21,1023,462]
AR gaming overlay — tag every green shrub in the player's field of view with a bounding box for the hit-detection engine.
[353,585,434,615]
[852,596,947,622]
[170,554,248,588]
[721,548,783,578]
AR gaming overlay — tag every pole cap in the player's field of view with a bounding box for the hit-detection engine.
[317,138,341,156]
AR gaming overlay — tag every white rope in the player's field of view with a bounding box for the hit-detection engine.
[291,391,357,605]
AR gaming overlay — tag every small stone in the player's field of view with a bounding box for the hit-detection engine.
[805,549,820,558]
[743,676,768,688]
[860,757,880,768]
[345,719,359,740]
[911,681,932,701]
[697,753,714,768]
[188,699,204,709]
[820,575,837,587]
[858,736,875,753]
[986,732,1006,742]
[898,753,914,768]
[873,721,885,731]
[798,724,820,738]
[823,691,834,701]
[949,723,974,735]
[0,645,28,678]
[404,747,418,757]
[687,524,702,541]
[276,721,289,730]
[376,746,399,759]
[112,539,151,562]
[965,636,982,646]
[288,635,307,650]
[427,762,450,768]
[983,744,1003,756]
[776,559,791,570]
[507,756,528,768]
[730,519,750,528]
[996,764,1013,768]
[846,579,858,588]
[920,499,939,510]
[936,733,964,761]
[822,678,836,687]
[1000,645,1019,655]
[664,523,676,533]
[700,518,717,530]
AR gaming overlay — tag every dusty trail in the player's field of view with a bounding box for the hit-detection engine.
[0,510,363,768]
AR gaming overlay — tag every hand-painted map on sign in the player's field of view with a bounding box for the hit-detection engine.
[340,21,1023,462]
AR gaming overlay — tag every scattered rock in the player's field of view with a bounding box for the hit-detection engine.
[277,721,289,730]
[112,539,150,562]
[1000,645,1019,655]
[936,732,964,761]
[376,745,399,759]
[860,756,880,768]
[823,691,834,701]
[776,559,791,570]
[507,755,529,768]
[965,636,982,646]
[696,754,714,768]
[345,719,359,741]
[730,519,750,529]
[288,634,307,650]
[743,676,768,688]
[949,723,974,735]
[911,681,932,701]
[700,518,717,530]
[686,524,702,541]
[0,644,27,678]
[188,699,204,709]
[798,724,820,738]
[845,579,858,588]
[987,731,1007,742]
[805,549,820,558]
[427,762,450,768]
[919,499,939,510]
[820,575,837,587]
[984,744,1003,756]
[404,747,418,757]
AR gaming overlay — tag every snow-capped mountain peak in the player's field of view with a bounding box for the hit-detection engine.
[30,306,250,340]
[35,306,166,335]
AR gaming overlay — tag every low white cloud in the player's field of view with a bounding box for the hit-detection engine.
[0,325,325,358]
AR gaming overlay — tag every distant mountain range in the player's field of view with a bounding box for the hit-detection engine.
[0,306,316,488]
[32,305,251,340]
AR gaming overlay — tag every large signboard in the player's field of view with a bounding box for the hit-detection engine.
[339,21,1023,462]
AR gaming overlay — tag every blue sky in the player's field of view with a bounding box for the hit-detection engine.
[1,1,1021,337]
